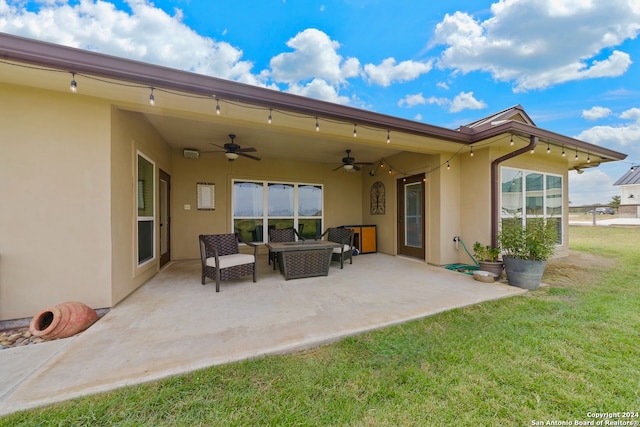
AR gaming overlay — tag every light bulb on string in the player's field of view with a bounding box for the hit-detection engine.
[587,153,591,163]
[575,149,579,160]
[470,146,474,157]
[386,129,391,144]
[315,117,320,132]
[267,109,272,124]
[562,146,566,157]
[149,88,155,106]
[546,143,551,154]
[215,99,221,115]
[447,161,450,170]
[353,124,357,138]
[510,135,514,146]
[69,72,77,93]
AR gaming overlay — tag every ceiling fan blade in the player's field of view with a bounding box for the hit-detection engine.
[353,165,361,171]
[238,152,261,161]
[332,165,344,171]
[354,162,373,166]
[238,147,257,153]
[209,143,227,150]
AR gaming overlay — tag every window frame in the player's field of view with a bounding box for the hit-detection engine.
[232,179,324,242]
[500,166,563,245]
[136,151,155,266]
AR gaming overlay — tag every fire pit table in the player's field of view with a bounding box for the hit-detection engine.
[265,240,342,280]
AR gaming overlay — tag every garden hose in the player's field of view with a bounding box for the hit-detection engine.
[445,237,479,275]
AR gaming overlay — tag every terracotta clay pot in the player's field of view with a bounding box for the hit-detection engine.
[29,302,98,340]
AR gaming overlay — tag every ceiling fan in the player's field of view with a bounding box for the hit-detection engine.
[333,149,373,172]
[204,134,261,161]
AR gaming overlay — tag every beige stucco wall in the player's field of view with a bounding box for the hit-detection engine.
[0,84,112,320]
[458,143,570,261]
[359,152,452,264]
[170,151,363,260]
[459,147,492,261]
[110,109,172,305]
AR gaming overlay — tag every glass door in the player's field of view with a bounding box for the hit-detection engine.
[397,174,425,259]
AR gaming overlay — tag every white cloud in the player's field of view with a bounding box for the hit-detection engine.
[577,106,640,150]
[620,107,640,122]
[432,0,640,92]
[437,81,450,90]
[285,78,350,104]
[363,57,433,87]
[269,28,360,85]
[582,106,612,121]
[398,91,485,113]
[569,169,617,205]
[449,91,486,113]
[576,124,640,148]
[0,0,261,84]
[398,92,448,108]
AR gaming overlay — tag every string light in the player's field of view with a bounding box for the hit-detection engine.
[8,58,593,172]
[27,60,584,167]
[69,72,77,93]
[530,147,535,154]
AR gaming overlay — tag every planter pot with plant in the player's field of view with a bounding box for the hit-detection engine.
[497,217,557,290]
[472,242,503,280]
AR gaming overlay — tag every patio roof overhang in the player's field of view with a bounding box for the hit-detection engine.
[0,32,627,169]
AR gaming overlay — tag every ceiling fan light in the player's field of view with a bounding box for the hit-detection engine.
[343,164,354,171]
[225,152,239,160]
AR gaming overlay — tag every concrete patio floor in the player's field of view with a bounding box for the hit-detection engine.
[0,253,525,416]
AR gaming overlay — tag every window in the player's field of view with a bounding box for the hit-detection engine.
[500,167,563,244]
[233,180,323,242]
[137,153,155,265]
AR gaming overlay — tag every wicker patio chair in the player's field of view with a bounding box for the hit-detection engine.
[317,227,355,268]
[199,233,258,292]
[268,227,304,270]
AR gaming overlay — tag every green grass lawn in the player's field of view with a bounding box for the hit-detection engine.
[3,226,639,426]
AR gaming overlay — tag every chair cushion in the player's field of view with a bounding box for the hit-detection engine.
[332,244,351,254]
[206,254,255,269]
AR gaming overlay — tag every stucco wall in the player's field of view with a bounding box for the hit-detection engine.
[170,151,363,260]
[458,143,571,260]
[0,84,112,320]
[359,152,448,264]
[110,109,172,305]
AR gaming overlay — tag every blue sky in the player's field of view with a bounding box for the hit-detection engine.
[2,0,639,205]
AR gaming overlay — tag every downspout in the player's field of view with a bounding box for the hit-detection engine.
[491,135,538,247]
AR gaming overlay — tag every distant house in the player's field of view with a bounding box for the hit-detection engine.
[614,166,640,217]
[0,33,628,322]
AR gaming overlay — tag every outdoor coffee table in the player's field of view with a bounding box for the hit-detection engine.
[265,240,342,280]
